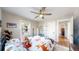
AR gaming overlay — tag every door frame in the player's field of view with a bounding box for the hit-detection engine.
[57,17,73,44]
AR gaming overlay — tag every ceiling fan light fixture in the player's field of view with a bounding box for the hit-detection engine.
[39,14,43,17]
[31,7,52,20]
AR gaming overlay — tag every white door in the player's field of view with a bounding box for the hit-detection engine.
[57,17,73,44]
[67,17,73,43]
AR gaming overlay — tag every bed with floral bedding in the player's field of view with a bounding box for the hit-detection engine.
[5,36,55,51]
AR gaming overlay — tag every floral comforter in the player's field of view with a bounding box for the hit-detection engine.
[5,36,54,51]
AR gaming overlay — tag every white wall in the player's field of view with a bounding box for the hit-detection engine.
[38,20,57,40]
[2,11,22,38]
[38,17,73,43]
[31,21,38,35]
[2,11,38,38]
[19,19,38,37]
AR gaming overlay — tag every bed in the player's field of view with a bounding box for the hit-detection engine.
[5,36,55,51]
[5,36,70,51]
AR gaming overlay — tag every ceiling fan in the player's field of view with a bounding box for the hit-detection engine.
[31,7,52,19]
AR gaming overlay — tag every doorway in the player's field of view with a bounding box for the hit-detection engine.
[61,28,65,37]
[57,17,73,47]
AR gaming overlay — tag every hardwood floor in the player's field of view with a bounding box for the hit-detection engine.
[58,36,69,47]
[57,36,79,51]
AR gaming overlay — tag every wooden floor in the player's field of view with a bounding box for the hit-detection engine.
[58,36,79,51]
[58,36,70,47]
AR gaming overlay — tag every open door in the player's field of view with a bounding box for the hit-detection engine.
[57,17,73,44]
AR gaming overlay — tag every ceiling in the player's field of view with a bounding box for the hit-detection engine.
[2,7,79,21]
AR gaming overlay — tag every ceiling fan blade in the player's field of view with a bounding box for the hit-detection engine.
[39,7,46,13]
[43,13,52,15]
[31,11,40,14]
[35,16,39,19]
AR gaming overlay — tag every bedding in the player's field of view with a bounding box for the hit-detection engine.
[5,39,27,51]
[28,36,54,51]
[5,36,55,51]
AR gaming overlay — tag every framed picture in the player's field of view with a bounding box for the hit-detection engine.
[7,23,17,28]
[24,25,28,32]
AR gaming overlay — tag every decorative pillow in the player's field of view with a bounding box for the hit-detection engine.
[37,44,48,51]
[23,42,32,48]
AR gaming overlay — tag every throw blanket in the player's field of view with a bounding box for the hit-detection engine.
[5,39,27,51]
[28,36,54,51]
[5,36,55,51]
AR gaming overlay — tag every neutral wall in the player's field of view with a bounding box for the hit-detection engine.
[38,17,73,42]
[2,10,38,38]
[38,20,57,40]
[20,19,38,37]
